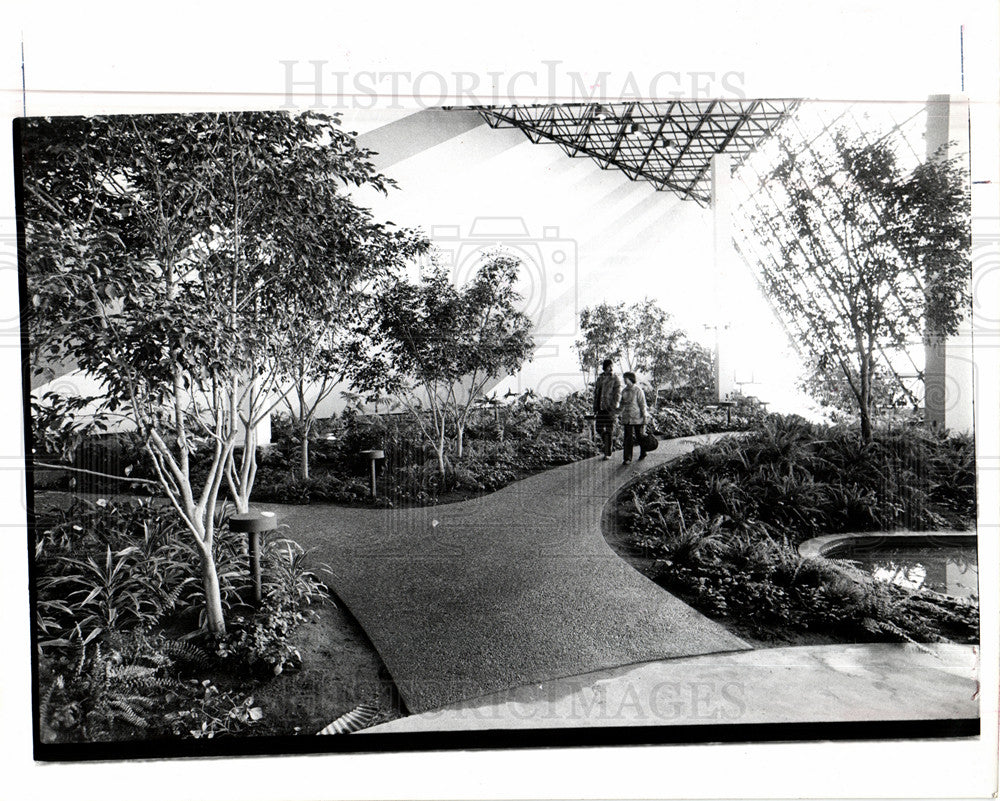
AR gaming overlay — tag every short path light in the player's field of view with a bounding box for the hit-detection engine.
[583,413,597,438]
[228,510,277,604]
[359,449,385,498]
[715,400,737,426]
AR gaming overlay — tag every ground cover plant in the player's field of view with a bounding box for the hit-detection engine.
[612,415,978,645]
[34,497,341,742]
[37,391,768,508]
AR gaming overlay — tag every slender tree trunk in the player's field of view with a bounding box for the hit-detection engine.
[200,547,226,636]
[233,426,256,514]
[242,443,256,511]
[860,402,873,442]
[299,432,310,481]
[456,423,464,460]
[435,421,447,477]
[859,355,873,442]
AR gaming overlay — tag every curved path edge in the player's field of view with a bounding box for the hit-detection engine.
[264,435,748,714]
[360,642,979,732]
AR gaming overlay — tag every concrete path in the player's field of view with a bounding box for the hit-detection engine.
[262,436,749,714]
[361,643,980,731]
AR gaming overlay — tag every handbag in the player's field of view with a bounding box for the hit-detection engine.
[640,421,659,452]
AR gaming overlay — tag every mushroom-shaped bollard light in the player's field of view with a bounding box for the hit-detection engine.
[713,400,737,426]
[359,449,385,498]
[583,413,597,439]
[228,510,277,604]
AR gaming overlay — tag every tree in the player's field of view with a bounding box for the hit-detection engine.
[23,111,413,634]
[575,303,621,382]
[575,299,707,391]
[747,127,970,440]
[798,360,913,425]
[379,250,534,473]
[276,223,429,481]
[651,338,715,401]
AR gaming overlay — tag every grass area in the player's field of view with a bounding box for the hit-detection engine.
[610,416,978,646]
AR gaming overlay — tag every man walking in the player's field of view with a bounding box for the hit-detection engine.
[593,359,621,460]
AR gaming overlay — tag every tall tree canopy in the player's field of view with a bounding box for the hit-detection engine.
[378,250,535,473]
[746,126,970,440]
[22,111,426,633]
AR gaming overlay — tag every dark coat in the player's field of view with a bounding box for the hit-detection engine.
[594,371,622,414]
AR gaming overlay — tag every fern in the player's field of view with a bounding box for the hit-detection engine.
[317,703,379,735]
[156,638,214,669]
[100,695,152,729]
[860,617,939,657]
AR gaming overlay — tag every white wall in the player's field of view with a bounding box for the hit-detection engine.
[342,108,808,413]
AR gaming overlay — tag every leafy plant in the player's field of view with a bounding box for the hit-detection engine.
[166,688,264,739]
[39,630,215,742]
[616,415,978,643]
[34,499,256,652]
[210,536,330,676]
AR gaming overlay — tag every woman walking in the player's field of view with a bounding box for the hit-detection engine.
[619,372,648,464]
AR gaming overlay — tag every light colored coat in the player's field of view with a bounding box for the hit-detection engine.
[619,384,647,425]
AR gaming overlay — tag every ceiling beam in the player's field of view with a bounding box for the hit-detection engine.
[461,99,800,205]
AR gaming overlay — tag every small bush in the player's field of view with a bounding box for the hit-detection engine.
[34,498,330,741]
[38,630,263,743]
[210,538,330,677]
[252,473,370,505]
[616,415,978,643]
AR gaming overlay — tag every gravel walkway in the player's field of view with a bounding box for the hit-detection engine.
[260,435,749,713]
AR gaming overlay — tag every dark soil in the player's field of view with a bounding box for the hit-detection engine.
[247,598,405,736]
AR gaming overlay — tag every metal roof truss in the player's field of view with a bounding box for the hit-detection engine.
[463,100,800,205]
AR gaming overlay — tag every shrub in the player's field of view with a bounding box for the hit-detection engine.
[519,429,600,467]
[252,473,370,505]
[211,538,330,676]
[34,498,331,741]
[37,629,259,743]
[500,401,543,440]
[36,499,206,651]
[616,415,979,643]
[535,391,591,432]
